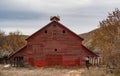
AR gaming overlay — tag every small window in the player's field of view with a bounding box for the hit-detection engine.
[44,30,47,33]
[54,49,57,51]
[62,30,66,33]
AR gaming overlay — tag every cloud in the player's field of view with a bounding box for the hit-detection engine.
[0,0,120,35]
[0,10,47,20]
[0,0,92,13]
[0,0,92,20]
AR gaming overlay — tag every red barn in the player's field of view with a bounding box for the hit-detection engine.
[9,16,97,67]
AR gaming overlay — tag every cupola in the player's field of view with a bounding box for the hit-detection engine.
[50,16,60,22]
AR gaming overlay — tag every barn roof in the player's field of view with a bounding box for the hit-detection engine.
[81,45,98,57]
[9,45,27,59]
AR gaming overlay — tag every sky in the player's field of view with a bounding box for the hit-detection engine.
[0,0,120,35]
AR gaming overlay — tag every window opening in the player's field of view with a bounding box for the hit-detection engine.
[44,30,48,33]
[62,30,66,33]
[54,49,57,51]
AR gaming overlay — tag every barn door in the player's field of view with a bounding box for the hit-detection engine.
[46,54,62,66]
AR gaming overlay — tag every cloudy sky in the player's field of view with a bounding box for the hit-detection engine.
[0,0,120,35]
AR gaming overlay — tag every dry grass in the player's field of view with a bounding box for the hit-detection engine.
[82,67,114,76]
[0,65,119,76]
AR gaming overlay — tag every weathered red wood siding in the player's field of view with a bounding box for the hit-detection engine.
[9,16,97,67]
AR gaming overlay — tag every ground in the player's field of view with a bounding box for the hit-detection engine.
[0,64,115,76]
